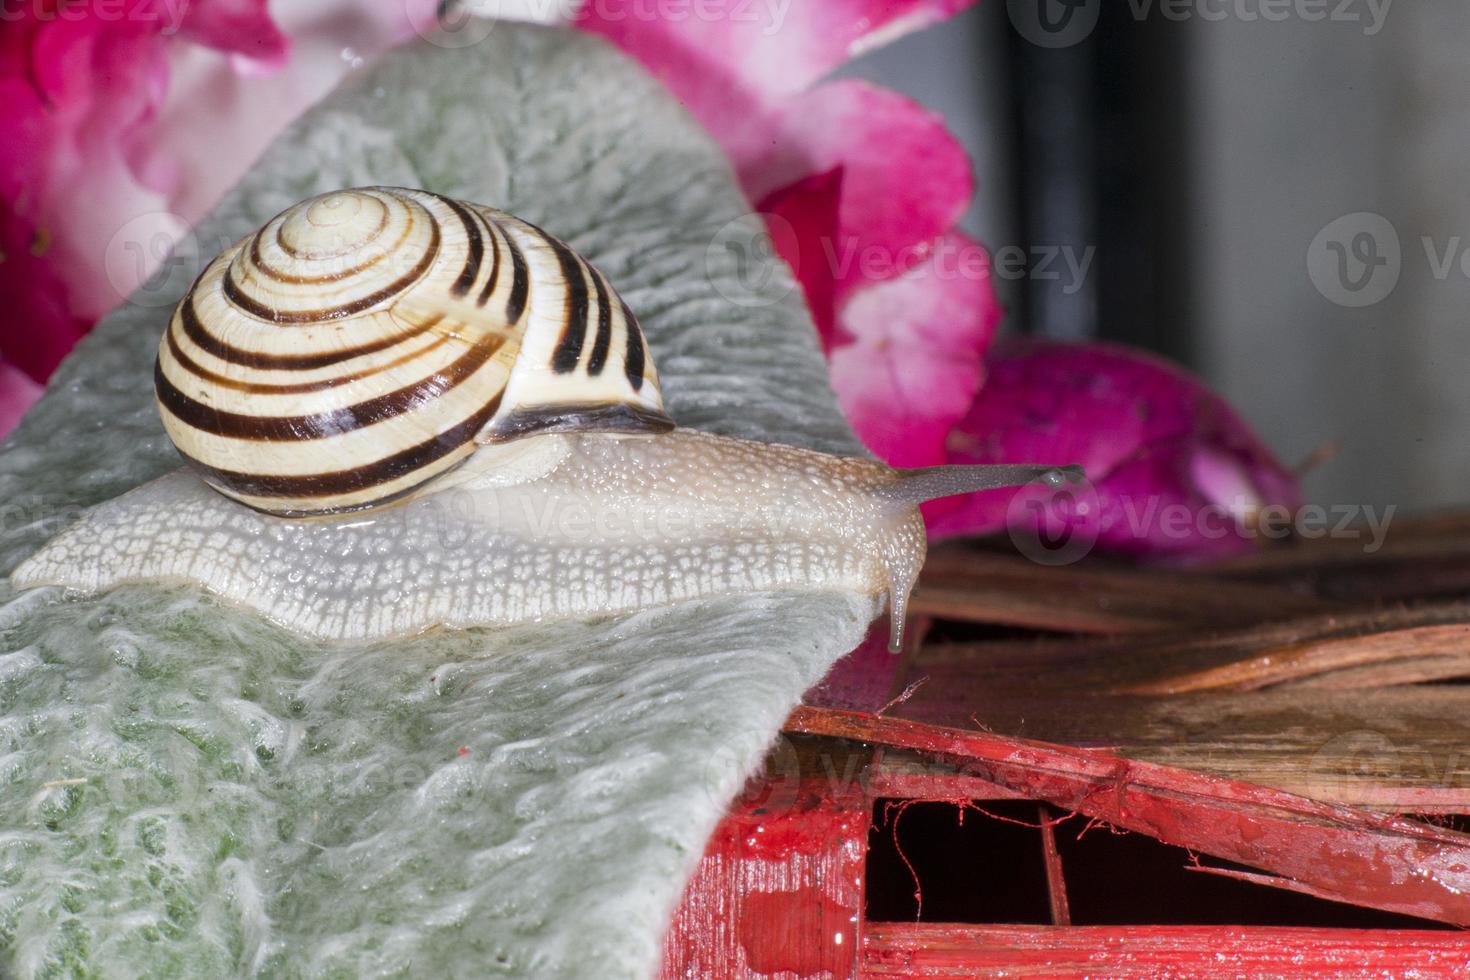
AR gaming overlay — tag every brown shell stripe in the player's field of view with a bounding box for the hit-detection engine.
[476,215,502,308]
[172,390,504,511]
[164,316,454,396]
[439,195,484,298]
[619,298,646,392]
[587,269,613,376]
[504,233,530,324]
[177,295,441,371]
[546,233,591,374]
[222,214,441,323]
[251,206,396,285]
[157,331,508,441]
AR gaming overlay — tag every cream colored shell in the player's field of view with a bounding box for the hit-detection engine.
[156,187,671,516]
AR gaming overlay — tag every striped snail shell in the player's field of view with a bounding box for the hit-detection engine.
[15,185,1077,649]
[155,186,672,516]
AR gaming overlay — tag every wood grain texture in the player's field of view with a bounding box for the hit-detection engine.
[658,777,869,980]
[786,707,1470,927]
[861,924,1470,977]
[914,547,1337,633]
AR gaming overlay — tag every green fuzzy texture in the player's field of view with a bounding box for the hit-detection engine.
[0,24,870,979]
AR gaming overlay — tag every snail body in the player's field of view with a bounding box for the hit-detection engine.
[12,188,1069,648]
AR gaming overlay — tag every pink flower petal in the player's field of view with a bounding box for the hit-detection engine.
[578,0,977,169]
[579,0,976,111]
[829,231,1001,470]
[758,168,844,348]
[0,204,90,382]
[744,79,974,303]
[152,0,413,225]
[177,0,292,73]
[931,339,1303,562]
[0,79,50,203]
[0,358,43,440]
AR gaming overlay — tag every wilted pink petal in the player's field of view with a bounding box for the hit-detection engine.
[829,231,1001,470]
[0,359,42,440]
[744,80,974,303]
[931,339,1302,561]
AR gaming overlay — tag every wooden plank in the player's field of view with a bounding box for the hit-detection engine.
[786,707,1470,927]
[658,786,868,979]
[914,546,1337,634]
[658,736,873,979]
[1037,805,1070,927]
[876,682,1470,810]
[1205,511,1470,604]
[874,600,1470,808]
[907,602,1470,695]
[861,924,1470,977]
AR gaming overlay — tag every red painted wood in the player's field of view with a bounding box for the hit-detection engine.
[1036,804,1070,927]
[659,780,870,979]
[861,924,1470,977]
[788,707,1470,927]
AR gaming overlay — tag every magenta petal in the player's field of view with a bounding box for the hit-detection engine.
[0,79,50,203]
[758,168,844,349]
[829,231,1001,470]
[578,0,978,174]
[0,359,42,440]
[579,0,976,109]
[0,202,91,381]
[177,0,291,71]
[931,339,1303,562]
[743,80,974,301]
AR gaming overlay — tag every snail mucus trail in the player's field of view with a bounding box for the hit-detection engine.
[11,188,1077,650]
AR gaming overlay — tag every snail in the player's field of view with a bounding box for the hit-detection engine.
[10,187,1074,650]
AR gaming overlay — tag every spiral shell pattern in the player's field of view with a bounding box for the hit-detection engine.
[156,187,671,516]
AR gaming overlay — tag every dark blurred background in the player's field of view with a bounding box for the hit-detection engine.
[841,1,1460,514]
